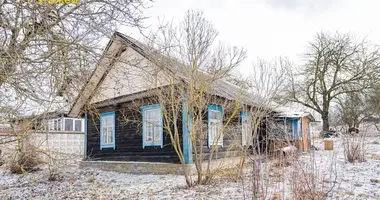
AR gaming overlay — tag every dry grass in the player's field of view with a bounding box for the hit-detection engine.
[370,179,380,183]
[368,153,380,160]
[208,167,240,182]
[88,176,96,183]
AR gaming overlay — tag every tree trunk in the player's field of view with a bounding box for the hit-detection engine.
[322,113,329,131]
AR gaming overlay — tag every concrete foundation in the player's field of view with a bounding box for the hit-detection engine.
[80,156,250,175]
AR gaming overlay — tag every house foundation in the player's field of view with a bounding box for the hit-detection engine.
[79,156,252,175]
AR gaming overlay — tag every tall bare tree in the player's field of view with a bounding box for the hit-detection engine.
[0,0,150,117]
[286,32,380,131]
[141,10,247,186]
[240,58,289,199]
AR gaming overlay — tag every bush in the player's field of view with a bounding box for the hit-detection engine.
[8,137,41,174]
[343,134,366,163]
[289,159,337,200]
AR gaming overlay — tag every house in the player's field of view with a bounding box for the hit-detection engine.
[271,110,315,152]
[68,32,272,164]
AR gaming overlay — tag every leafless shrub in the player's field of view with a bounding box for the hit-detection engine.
[288,152,338,200]
[240,125,338,199]
[8,136,40,174]
[272,149,299,168]
[1,122,78,180]
[42,150,63,181]
[342,133,366,163]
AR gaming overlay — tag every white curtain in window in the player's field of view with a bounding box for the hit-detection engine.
[102,116,114,145]
[242,115,251,145]
[209,110,222,146]
[144,109,161,145]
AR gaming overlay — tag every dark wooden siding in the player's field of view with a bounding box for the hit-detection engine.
[192,96,246,161]
[85,94,267,163]
[86,98,183,163]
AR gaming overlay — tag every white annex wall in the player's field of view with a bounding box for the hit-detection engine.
[39,132,84,156]
[0,132,84,161]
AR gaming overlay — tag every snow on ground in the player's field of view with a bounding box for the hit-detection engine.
[0,134,379,200]
[0,163,249,199]
[311,135,380,200]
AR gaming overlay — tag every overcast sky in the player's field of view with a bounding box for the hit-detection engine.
[120,0,380,75]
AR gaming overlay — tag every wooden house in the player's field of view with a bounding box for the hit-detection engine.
[272,111,315,152]
[68,32,271,164]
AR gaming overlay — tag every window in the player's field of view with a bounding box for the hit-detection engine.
[142,104,163,148]
[292,119,299,139]
[46,118,84,132]
[65,119,73,131]
[48,120,54,131]
[208,105,223,147]
[48,118,62,131]
[298,120,303,139]
[75,120,82,132]
[100,112,115,149]
[241,112,251,146]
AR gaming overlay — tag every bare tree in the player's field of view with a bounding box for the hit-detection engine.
[335,92,373,129]
[0,0,150,118]
[0,0,151,175]
[362,85,380,130]
[286,32,380,131]
[138,10,247,186]
[243,58,290,199]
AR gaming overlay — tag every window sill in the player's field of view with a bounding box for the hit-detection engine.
[100,144,115,150]
[143,143,163,148]
[208,144,223,148]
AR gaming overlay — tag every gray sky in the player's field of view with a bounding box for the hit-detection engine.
[121,0,380,75]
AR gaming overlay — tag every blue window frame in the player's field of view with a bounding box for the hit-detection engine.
[182,97,193,164]
[208,105,223,148]
[241,112,251,146]
[100,112,116,150]
[142,104,163,148]
[292,119,298,139]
